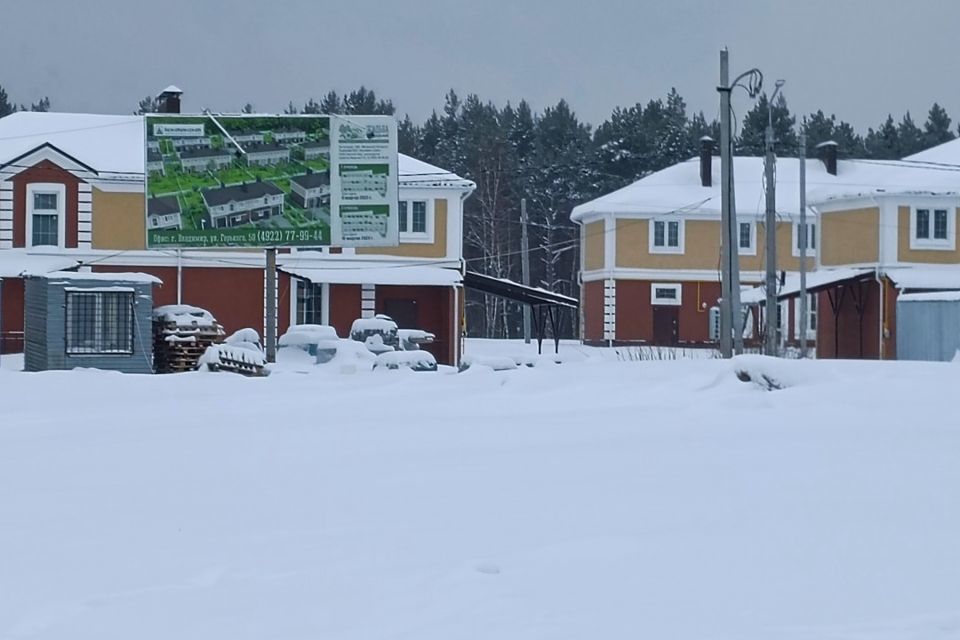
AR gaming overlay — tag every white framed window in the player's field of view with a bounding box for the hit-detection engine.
[651,282,682,306]
[738,221,756,255]
[649,218,683,254]
[792,221,817,257]
[26,183,67,248]
[793,292,817,341]
[399,198,433,243]
[910,206,954,250]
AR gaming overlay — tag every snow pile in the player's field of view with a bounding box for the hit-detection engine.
[152,304,218,328]
[319,339,377,373]
[224,328,263,352]
[3,356,960,638]
[398,329,435,351]
[458,354,519,372]
[373,350,438,372]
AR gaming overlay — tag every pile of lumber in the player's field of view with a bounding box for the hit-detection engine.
[152,305,225,373]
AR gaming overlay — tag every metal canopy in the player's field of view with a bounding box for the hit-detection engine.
[463,271,578,355]
[462,271,578,308]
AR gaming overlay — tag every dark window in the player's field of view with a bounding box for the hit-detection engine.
[667,221,679,247]
[411,201,427,233]
[797,222,816,250]
[653,221,665,246]
[65,291,134,355]
[398,201,408,233]
[739,222,752,249]
[916,209,930,239]
[32,213,58,247]
[33,192,58,210]
[934,209,948,240]
[655,287,677,300]
[296,281,323,325]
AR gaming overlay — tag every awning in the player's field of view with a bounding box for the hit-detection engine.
[0,251,80,279]
[463,271,578,308]
[741,268,872,305]
[280,264,462,287]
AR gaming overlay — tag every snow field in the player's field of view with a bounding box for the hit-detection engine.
[1,352,960,639]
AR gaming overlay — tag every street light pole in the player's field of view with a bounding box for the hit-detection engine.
[717,48,762,358]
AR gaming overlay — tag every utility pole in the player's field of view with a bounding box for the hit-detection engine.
[718,49,734,358]
[520,197,531,344]
[799,133,808,358]
[265,248,277,363]
[764,82,784,357]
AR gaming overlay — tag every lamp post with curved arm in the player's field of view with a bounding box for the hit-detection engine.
[717,49,763,358]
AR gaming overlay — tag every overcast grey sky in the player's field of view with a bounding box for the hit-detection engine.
[2,0,958,131]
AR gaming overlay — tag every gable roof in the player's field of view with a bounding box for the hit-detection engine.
[571,155,960,222]
[148,196,181,217]
[180,147,234,160]
[242,142,289,154]
[291,172,329,190]
[0,141,99,176]
[202,181,283,206]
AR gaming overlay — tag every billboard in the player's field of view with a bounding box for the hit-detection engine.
[144,114,398,248]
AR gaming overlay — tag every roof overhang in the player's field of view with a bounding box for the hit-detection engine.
[280,263,462,287]
[463,271,578,308]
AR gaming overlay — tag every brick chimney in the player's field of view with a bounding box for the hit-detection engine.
[699,136,714,187]
[156,85,183,114]
[816,140,839,176]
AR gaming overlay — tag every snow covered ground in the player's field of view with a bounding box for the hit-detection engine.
[2,346,960,639]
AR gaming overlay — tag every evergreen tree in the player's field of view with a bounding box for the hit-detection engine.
[302,98,323,114]
[687,111,721,153]
[0,86,13,117]
[30,97,50,112]
[319,91,341,114]
[241,103,255,114]
[924,102,954,148]
[897,112,925,157]
[864,115,900,159]
[135,95,158,115]
[417,111,443,164]
[397,114,418,156]
[737,93,797,156]
[800,110,863,157]
[283,101,298,114]
[342,86,394,115]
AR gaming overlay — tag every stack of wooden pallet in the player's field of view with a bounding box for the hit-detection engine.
[152,305,225,374]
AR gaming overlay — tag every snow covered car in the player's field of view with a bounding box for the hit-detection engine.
[373,350,438,372]
[350,315,400,354]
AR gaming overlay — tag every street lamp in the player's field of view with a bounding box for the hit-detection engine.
[717,49,763,358]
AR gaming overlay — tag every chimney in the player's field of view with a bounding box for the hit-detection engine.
[699,136,714,187]
[156,85,183,114]
[816,140,838,176]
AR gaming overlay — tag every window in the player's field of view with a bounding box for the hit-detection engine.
[793,222,817,257]
[651,282,682,306]
[399,199,432,241]
[34,192,58,210]
[649,219,683,253]
[793,292,817,340]
[65,291,134,355]
[296,281,324,325]
[411,201,427,233]
[27,184,66,248]
[911,206,954,249]
[738,221,755,254]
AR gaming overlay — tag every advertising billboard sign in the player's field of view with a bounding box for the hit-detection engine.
[145,114,398,248]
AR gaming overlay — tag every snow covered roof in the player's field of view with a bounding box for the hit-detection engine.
[898,290,960,303]
[44,271,162,284]
[0,250,80,278]
[571,155,960,222]
[886,267,960,291]
[740,268,872,305]
[0,112,475,192]
[281,262,462,286]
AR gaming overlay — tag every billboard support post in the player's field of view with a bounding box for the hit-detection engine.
[265,248,277,363]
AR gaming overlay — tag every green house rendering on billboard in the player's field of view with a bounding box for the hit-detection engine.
[145,113,398,248]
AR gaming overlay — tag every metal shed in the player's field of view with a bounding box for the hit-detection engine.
[896,291,960,362]
[24,271,160,373]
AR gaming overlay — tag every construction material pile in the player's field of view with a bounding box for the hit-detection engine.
[152,304,225,373]
[198,328,269,377]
